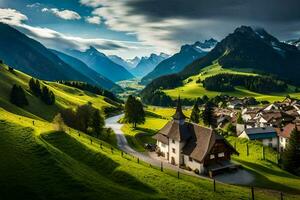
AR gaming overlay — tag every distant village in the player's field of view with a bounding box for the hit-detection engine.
[214,96,300,152]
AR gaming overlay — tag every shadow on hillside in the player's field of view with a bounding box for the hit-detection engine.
[235,159,300,194]
[43,131,157,194]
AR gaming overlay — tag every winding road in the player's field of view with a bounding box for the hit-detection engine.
[105,114,254,184]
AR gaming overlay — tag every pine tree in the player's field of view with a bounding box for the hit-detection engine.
[202,101,214,127]
[10,84,28,107]
[124,95,145,128]
[282,129,300,175]
[92,109,105,138]
[190,100,200,124]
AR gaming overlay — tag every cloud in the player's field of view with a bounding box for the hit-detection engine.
[41,8,81,20]
[0,8,28,26]
[26,3,41,8]
[80,0,300,54]
[85,16,101,25]
[0,8,149,58]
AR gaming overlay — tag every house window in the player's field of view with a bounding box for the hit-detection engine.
[210,154,215,159]
[189,157,193,162]
[172,148,176,153]
[269,138,273,142]
[161,143,166,148]
[172,139,175,144]
[218,152,225,158]
[280,137,283,142]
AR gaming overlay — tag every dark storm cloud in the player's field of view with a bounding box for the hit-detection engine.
[127,0,300,22]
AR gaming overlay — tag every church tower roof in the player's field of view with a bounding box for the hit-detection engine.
[172,96,187,120]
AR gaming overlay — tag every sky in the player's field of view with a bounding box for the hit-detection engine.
[0,0,300,59]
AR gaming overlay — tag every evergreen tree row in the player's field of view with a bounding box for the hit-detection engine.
[29,78,55,105]
[203,73,287,93]
[10,84,28,107]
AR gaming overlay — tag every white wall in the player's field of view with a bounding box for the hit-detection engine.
[236,124,245,136]
[168,139,181,165]
[183,155,204,173]
[238,131,250,139]
[157,141,169,159]
[279,136,288,152]
[262,137,278,149]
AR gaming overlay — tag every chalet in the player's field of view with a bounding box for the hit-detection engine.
[276,123,300,152]
[153,98,238,176]
[227,100,243,109]
[239,127,278,149]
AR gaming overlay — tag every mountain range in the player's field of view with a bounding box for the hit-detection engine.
[108,55,141,70]
[130,53,169,78]
[51,49,121,91]
[287,39,300,49]
[0,23,122,91]
[181,26,300,85]
[66,47,134,83]
[141,39,217,84]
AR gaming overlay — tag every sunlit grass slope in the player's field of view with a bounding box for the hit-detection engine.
[164,63,300,102]
[0,108,292,200]
[227,136,300,194]
[0,64,116,121]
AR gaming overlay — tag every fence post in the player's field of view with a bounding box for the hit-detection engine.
[111,147,113,154]
[161,162,163,172]
[177,171,180,179]
[137,158,139,163]
[280,192,283,200]
[121,151,123,157]
[262,146,265,160]
[247,143,249,156]
[251,187,254,200]
[100,143,103,149]
[213,179,216,192]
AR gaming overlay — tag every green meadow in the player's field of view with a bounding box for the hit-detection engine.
[164,63,300,102]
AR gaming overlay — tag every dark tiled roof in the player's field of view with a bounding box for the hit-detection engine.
[152,133,168,144]
[158,121,191,141]
[244,127,277,140]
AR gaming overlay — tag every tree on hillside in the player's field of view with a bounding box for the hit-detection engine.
[190,100,200,124]
[282,129,300,175]
[41,86,55,105]
[76,103,94,132]
[202,101,215,127]
[92,109,105,138]
[124,95,145,128]
[29,78,41,96]
[10,84,28,107]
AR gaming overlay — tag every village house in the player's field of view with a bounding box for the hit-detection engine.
[153,98,238,176]
[276,123,300,152]
[239,127,279,149]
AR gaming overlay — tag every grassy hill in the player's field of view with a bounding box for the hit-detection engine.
[163,63,300,102]
[1,108,299,200]
[0,63,118,121]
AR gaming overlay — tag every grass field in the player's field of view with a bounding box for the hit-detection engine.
[164,63,300,102]
[0,64,117,121]
[227,136,300,193]
[1,108,295,200]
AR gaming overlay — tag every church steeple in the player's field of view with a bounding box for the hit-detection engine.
[172,96,187,121]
